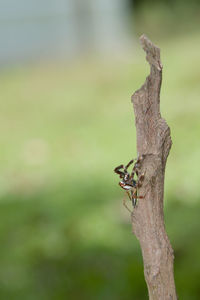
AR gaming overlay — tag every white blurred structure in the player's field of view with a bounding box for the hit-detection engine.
[0,0,132,64]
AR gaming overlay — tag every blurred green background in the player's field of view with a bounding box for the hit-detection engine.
[1,1,200,299]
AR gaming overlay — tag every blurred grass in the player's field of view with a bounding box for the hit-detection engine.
[0,31,200,299]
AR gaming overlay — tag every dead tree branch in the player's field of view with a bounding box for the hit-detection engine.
[131,35,177,300]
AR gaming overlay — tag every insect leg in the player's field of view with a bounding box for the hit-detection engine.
[124,159,134,172]
[131,187,144,207]
[114,165,125,178]
[126,191,132,201]
[123,192,132,213]
[132,155,146,177]
[136,171,146,188]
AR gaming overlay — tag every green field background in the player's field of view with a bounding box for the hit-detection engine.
[1,6,200,300]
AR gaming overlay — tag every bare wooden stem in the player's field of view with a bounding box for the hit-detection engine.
[131,35,177,300]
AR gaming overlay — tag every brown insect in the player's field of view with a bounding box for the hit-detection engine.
[114,156,145,212]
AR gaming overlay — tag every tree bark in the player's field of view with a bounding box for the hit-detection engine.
[131,35,177,300]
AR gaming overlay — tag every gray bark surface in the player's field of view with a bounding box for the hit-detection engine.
[131,35,177,300]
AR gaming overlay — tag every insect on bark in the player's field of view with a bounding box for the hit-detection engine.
[114,156,145,212]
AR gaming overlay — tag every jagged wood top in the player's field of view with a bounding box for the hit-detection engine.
[131,34,171,161]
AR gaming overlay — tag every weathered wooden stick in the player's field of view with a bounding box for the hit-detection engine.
[131,35,177,300]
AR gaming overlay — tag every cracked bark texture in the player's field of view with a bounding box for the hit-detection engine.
[131,35,177,300]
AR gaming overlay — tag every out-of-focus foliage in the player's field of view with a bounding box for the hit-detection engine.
[1,8,200,300]
[132,0,200,40]
[131,0,200,10]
